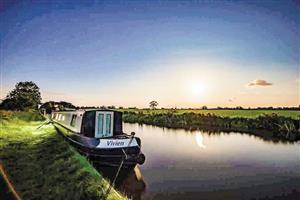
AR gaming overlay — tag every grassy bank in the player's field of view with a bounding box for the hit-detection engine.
[0,111,125,200]
[122,110,300,141]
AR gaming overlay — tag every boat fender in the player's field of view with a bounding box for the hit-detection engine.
[137,153,146,165]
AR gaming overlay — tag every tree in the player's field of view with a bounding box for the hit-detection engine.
[39,101,55,114]
[40,101,76,113]
[0,81,41,111]
[57,101,76,110]
[149,100,158,109]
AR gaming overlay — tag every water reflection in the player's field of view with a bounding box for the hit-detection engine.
[124,123,300,200]
[195,132,206,149]
[95,165,146,200]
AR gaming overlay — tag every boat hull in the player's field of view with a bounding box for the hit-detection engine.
[53,122,145,167]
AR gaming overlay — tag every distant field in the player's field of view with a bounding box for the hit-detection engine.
[120,109,300,119]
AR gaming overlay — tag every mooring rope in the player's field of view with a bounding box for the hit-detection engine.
[103,134,135,199]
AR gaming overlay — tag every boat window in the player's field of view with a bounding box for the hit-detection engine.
[97,113,104,135]
[105,114,112,135]
[95,112,114,138]
[70,115,77,127]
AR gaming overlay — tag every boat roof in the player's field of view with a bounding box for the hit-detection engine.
[52,109,120,114]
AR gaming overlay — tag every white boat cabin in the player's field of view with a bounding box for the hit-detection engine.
[51,110,122,138]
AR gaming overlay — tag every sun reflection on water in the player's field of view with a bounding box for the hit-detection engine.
[195,132,206,149]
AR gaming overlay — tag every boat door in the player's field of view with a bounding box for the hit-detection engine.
[95,111,114,138]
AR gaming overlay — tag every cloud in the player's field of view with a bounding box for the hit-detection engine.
[248,80,273,86]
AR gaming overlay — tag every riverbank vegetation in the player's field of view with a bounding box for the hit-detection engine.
[122,109,300,141]
[0,111,125,200]
[120,108,300,119]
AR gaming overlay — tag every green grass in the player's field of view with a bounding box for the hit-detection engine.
[0,111,125,200]
[120,108,300,119]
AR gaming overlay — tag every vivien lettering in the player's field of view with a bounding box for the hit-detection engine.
[107,140,125,146]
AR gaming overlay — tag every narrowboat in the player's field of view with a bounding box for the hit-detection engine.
[51,109,145,167]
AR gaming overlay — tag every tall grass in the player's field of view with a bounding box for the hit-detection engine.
[0,111,125,200]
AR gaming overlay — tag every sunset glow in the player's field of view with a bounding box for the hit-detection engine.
[1,1,299,108]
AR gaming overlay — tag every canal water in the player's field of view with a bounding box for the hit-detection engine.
[103,123,300,200]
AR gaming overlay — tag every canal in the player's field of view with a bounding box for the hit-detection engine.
[102,123,300,200]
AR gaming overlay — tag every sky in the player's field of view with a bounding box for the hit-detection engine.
[1,0,299,108]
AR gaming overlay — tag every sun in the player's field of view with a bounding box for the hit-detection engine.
[189,80,206,98]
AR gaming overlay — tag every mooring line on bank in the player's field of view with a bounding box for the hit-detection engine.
[0,163,22,200]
